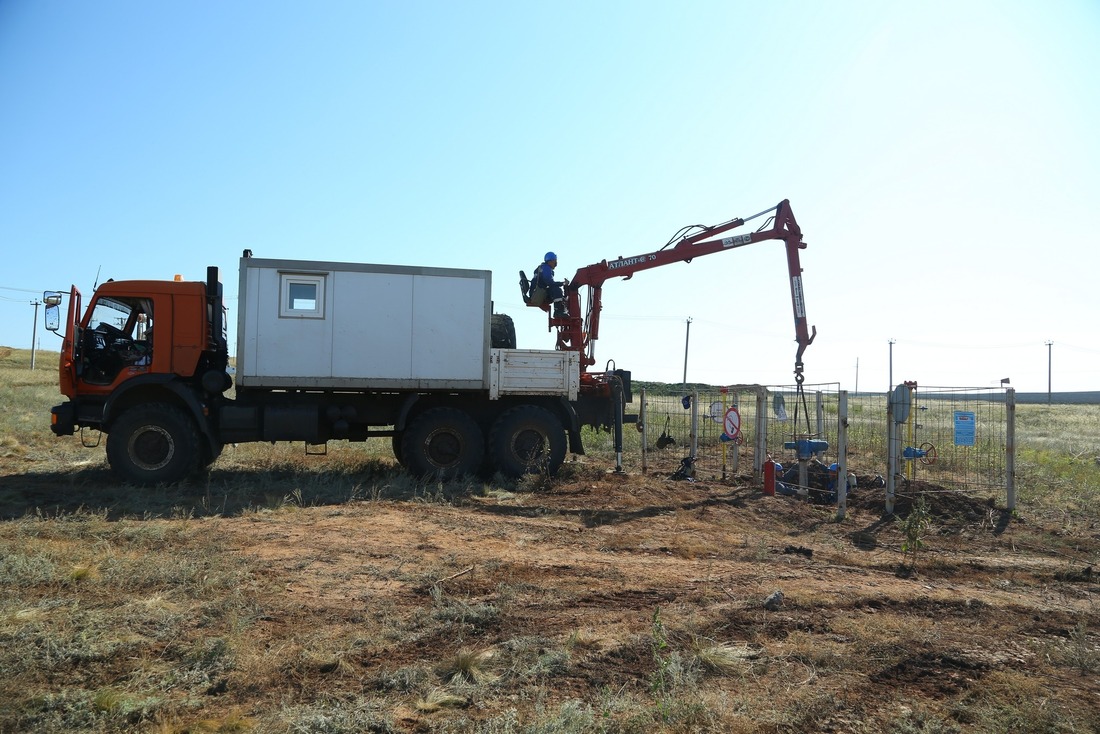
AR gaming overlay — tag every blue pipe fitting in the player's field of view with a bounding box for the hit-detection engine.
[783,439,829,459]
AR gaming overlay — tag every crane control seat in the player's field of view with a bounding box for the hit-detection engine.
[519,270,570,319]
[518,271,550,309]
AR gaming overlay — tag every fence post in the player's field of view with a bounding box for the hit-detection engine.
[1006,387,1016,510]
[886,395,896,514]
[720,388,728,481]
[640,388,648,475]
[691,389,699,460]
[755,387,767,484]
[837,390,848,521]
[815,391,825,458]
[731,394,741,475]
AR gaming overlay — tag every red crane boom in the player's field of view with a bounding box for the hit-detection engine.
[550,199,816,384]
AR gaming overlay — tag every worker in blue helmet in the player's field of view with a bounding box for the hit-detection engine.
[827,463,840,502]
[533,251,568,318]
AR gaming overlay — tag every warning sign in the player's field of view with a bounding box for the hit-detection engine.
[723,407,742,441]
[954,411,976,446]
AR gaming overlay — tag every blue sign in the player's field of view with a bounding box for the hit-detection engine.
[954,411,976,446]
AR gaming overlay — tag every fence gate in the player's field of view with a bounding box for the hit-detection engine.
[885,385,1015,511]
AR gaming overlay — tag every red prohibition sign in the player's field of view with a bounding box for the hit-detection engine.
[723,406,742,440]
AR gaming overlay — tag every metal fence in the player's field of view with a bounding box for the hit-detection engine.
[883,386,1013,511]
[637,386,768,483]
[635,384,1016,511]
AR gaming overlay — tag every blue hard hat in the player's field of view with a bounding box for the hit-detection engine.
[544,251,557,262]
[829,463,839,472]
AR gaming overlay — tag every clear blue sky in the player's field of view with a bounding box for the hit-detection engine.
[2,1,1097,392]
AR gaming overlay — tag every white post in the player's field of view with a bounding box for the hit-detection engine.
[682,318,692,386]
[886,395,896,514]
[755,387,767,484]
[1045,341,1053,405]
[640,388,648,475]
[815,391,825,458]
[690,389,699,460]
[30,300,41,370]
[836,390,849,520]
[731,393,740,475]
[1006,387,1016,510]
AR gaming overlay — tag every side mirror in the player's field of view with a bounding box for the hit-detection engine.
[43,291,62,332]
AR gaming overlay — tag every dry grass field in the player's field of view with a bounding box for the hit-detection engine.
[2,348,1099,733]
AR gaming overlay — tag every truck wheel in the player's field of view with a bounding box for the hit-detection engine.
[488,405,566,477]
[401,408,484,479]
[491,313,517,349]
[106,403,200,485]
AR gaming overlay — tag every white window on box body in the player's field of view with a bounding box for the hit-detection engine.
[279,273,326,318]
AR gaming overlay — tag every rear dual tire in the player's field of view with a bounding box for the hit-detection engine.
[488,405,566,477]
[400,404,567,480]
[402,408,484,480]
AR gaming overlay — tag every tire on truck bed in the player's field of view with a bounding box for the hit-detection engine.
[491,313,517,349]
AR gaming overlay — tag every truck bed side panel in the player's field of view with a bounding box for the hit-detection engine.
[490,349,580,400]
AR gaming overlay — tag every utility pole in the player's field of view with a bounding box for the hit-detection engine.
[682,317,692,387]
[1045,340,1053,404]
[855,357,859,395]
[888,338,896,391]
[30,299,41,370]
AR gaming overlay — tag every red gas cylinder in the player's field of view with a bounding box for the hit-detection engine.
[763,461,776,496]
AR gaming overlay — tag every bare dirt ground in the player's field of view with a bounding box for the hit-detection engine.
[3,448,1100,732]
[210,460,1100,730]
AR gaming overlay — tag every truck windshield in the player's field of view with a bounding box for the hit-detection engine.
[89,297,133,334]
[82,296,154,383]
[87,296,154,340]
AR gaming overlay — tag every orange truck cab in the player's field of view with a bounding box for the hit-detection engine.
[45,267,230,481]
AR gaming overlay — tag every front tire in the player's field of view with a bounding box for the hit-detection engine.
[106,403,200,485]
[488,405,566,477]
[401,408,484,479]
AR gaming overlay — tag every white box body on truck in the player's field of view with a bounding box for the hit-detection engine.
[235,257,580,398]
[237,259,495,390]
